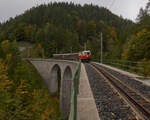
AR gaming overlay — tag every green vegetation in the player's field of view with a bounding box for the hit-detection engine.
[0,40,67,119]
[121,0,150,76]
[20,43,45,58]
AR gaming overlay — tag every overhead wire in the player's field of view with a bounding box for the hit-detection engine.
[109,0,116,9]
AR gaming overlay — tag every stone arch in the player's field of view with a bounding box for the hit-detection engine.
[61,66,72,115]
[50,64,61,94]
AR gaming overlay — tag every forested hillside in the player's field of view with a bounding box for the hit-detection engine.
[0,2,134,59]
[0,1,150,76]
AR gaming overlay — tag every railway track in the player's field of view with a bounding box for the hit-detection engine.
[98,64,150,99]
[88,63,150,120]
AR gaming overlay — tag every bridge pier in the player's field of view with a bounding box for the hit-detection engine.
[50,64,61,93]
[60,66,72,115]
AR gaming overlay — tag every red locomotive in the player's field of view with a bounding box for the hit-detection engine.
[78,50,91,62]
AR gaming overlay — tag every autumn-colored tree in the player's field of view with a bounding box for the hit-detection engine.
[84,4,89,9]
[76,20,82,30]
[109,27,118,42]
[122,29,150,61]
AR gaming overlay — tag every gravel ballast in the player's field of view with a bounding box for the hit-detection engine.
[84,63,137,120]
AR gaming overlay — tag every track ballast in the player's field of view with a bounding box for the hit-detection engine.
[84,63,150,120]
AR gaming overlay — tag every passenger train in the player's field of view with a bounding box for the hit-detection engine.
[53,50,91,62]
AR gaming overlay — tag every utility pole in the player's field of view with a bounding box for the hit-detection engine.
[101,32,103,63]
[28,46,30,58]
[84,43,86,51]
[56,48,57,54]
[42,48,44,58]
[71,46,72,53]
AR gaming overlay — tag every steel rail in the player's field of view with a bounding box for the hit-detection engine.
[89,63,150,120]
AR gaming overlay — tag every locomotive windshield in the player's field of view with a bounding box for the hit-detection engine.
[84,51,91,55]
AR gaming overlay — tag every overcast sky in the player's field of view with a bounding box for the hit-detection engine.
[0,0,148,23]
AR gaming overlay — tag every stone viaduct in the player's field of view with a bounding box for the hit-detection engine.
[28,59,78,115]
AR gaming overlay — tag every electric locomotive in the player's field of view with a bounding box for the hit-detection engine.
[78,50,91,62]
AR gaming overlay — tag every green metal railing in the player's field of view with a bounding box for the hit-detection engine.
[101,59,150,78]
[70,62,81,120]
